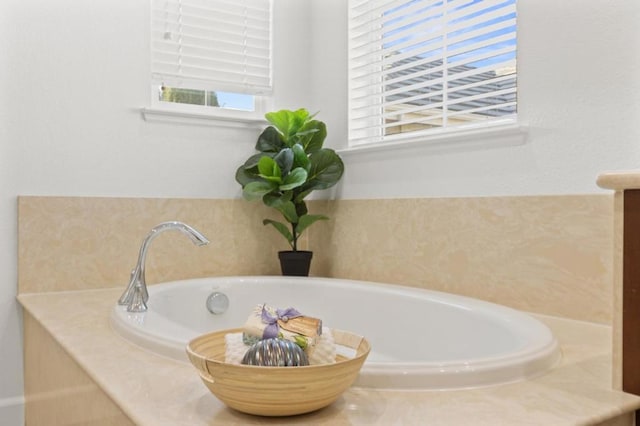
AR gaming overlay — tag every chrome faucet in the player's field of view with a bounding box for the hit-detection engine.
[118,221,209,312]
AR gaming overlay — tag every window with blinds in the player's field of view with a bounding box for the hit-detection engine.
[151,0,272,112]
[348,0,517,146]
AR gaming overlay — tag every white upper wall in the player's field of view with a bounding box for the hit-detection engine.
[5,0,639,201]
[313,0,640,198]
[4,0,313,200]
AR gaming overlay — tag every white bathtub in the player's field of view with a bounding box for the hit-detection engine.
[110,276,560,390]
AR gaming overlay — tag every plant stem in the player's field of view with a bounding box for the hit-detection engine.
[291,222,298,251]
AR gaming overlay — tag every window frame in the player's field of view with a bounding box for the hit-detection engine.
[143,84,271,127]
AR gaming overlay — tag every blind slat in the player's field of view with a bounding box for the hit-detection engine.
[153,40,270,62]
[382,86,516,120]
[151,0,272,95]
[382,20,515,63]
[153,0,269,22]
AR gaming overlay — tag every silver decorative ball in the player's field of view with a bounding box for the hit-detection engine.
[241,338,309,367]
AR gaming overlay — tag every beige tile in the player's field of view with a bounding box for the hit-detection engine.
[310,195,614,324]
[594,412,634,426]
[18,196,295,293]
[24,311,134,426]
[19,194,614,323]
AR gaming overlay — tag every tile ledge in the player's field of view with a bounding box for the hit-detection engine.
[597,171,640,191]
[19,288,640,425]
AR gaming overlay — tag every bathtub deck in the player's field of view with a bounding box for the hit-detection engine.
[19,288,640,425]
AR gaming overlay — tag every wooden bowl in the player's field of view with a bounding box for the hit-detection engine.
[186,328,371,416]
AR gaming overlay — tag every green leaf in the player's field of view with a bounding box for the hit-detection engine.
[303,149,344,191]
[263,219,294,245]
[243,181,277,200]
[295,200,308,217]
[263,195,298,223]
[295,214,328,236]
[257,156,274,176]
[293,188,313,203]
[280,167,307,191]
[255,127,284,153]
[257,156,282,183]
[274,148,294,176]
[235,165,260,187]
[265,109,311,146]
[292,144,310,170]
[264,190,292,204]
[265,110,291,134]
[300,120,326,153]
[242,153,269,170]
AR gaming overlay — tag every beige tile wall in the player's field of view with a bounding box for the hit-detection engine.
[310,195,614,324]
[24,312,135,425]
[18,194,614,324]
[17,196,298,293]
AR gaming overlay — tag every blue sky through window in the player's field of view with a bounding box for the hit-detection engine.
[216,91,255,111]
[383,0,516,68]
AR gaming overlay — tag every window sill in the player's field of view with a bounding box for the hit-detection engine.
[338,121,528,156]
[140,107,267,129]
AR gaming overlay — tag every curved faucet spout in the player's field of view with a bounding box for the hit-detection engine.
[144,221,210,247]
[118,221,209,312]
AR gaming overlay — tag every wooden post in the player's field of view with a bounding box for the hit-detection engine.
[623,190,640,425]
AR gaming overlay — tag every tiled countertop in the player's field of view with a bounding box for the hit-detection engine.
[18,288,640,425]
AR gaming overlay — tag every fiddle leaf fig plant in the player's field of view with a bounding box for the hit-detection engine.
[236,108,344,251]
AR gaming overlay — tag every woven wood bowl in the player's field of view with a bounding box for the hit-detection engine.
[186,328,371,416]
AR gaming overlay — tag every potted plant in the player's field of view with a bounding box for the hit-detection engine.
[235,108,344,276]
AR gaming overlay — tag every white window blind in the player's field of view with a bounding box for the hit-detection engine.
[151,0,272,96]
[348,0,517,146]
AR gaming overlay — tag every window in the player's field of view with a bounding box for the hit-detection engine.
[150,0,272,116]
[348,0,517,147]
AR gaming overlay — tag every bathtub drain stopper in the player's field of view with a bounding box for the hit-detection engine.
[206,292,229,315]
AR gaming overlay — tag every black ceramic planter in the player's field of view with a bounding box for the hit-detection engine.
[278,250,313,276]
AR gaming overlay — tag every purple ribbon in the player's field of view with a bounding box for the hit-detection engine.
[261,305,302,339]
